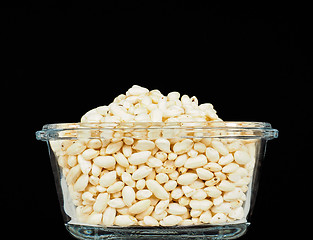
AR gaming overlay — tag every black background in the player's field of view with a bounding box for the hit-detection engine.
[3,1,312,239]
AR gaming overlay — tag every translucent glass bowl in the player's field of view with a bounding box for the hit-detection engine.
[36,121,278,239]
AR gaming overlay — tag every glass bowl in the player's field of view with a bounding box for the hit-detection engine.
[36,121,278,239]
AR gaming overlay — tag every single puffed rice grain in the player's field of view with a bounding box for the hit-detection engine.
[146,180,169,200]
[66,142,86,155]
[213,196,223,206]
[214,172,227,181]
[102,207,116,226]
[155,138,171,153]
[184,154,207,168]
[191,189,207,200]
[199,210,212,223]
[228,206,244,220]
[234,151,252,165]
[74,174,89,192]
[218,154,234,165]
[164,180,177,191]
[91,164,102,177]
[174,154,188,167]
[182,185,195,197]
[108,198,125,208]
[128,151,151,165]
[115,165,125,177]
[227,172,241,182]
[66,165,81,185]
[95,185,106,192]
[196,168,214,180]
[160,215,182,226]
[67,155,77,167]
[180,219,194,226]
[82,149,99,160]
[173,139,194,154]
[93,156,116,169]
[76,206,88,222]
[168,171,179,180]
[129,199,151,214]
[205,147,220,162]
[81,192,95,204]
[204,186,222,198]
[154,200,169,215]
[229,199,243,209]
[85,185,97,196]
[193,142,206,153]
[167,203,187,215]
[136,206,154,220]
[187,149,198,158]
[87,212,103,225]
[132,166,152,180]
[126,85,149,96]
[93,193,109,213]
[89,175,99,186]
[99,171,116,187]
[155,151,168,162]
[146,169,156,180]
[136,179,146,190]
[210,213,227,224]
[217,180,236,192]
[177,173,198,185]
[167,91,180,100]
[190,179,205,189]
[114,215,138,226]
[113,152,129,168]
[147,157,163,168]
[82,205,93,215]
[107,181,124,193]
[122,145,132,157]
[123,137,134,146]
[189,200,213,211]
[211,203,232,214]
[106,141,123,154]
[178,196,190,206]
[150,108,163,122]
[156,173,169,184]
[133,140,155,151]
[226,141,243,152]
[122,186,136,207]
[211,140,229,156]
[168,153,177,160]
[136,190,153,200]
[116,207,130,215]
[190,209,202,218]
[205,162,222,172]
[223,188,246,201]
[121,172,135,187]
[58,155,67,168]
[78,155,92,174]
[143,216,159,226]
[222,163,239,173]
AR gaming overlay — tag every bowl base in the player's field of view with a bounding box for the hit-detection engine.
[66,222,249,240]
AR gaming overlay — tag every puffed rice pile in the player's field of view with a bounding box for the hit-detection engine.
[51,85,256,227]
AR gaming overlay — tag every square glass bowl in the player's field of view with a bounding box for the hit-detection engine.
[36,121,278,239]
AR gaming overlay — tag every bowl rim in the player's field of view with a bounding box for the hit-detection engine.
[36,121,278,141]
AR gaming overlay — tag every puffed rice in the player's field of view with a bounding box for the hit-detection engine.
[52,85,259,227]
